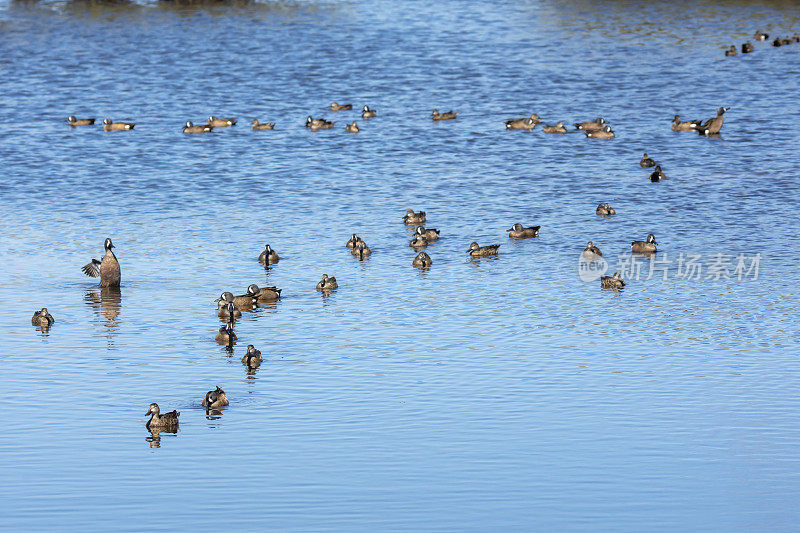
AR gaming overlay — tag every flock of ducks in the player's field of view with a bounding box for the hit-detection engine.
[725,30,799,56]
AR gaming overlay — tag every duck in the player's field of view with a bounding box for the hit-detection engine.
[431,109,458,120]
[671,114,701,132]
[413,251,433,267]
[649,165,666,182]
[697,107,729,136]
[258,244,279,265]
[582,241,603,258]
[574,117,605,131]
[217,290,256,310]
[631,234,658,254]
[507,223,540,239]
[346,234,363,249]
[202,386,229,408]
[82,238,121,287]
[31,308,55,327]
[102,118,134,131]
[780,37,792,46]
[207,116,236,127]
[183,121,213,133]
[504,114,540,130]
[330,102,352,111]
[725,45,737,56]
[361,105,377,119]
[316,274,338,290]
[67,116,95,126]
[596,203,615,216]
[772,37,782,47]
[585,125,614,139]
[639,153,656,167]
[248,283,281,302]
[145,403,180,430]
[600,272,625,290]
[251,119,275,130]
[215,320,237,344]
[415,226,440,241]
[409,234,428,248]
[403,209,426,224]
[218,301,241,320]
[351,241,372,259]
[754,30,769,41]
[305,116,335,130]
[792,33,800,43]
[466,242,500,257]
[345,121,360,133]
[241,345,262,367]
[542,122,567,134]
[742,42,754,53]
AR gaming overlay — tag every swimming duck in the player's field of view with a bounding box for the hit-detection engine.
[67,116,95,126]
[215,319,236,344]
[507,223,540,239]
[31,308,55,327]
[754,30,768,41]
[361,105,377,119]
[792,33,800,43]
[330,102,352,111]
[82,238,121,287]
[351,241,372,259]
[431,109,458,120]
[772,37,782,47]
[582,241,603,258]
[248,283,281,302]
[207,116,236,127]
[183,121,213,133]
[596,203,615,216]
[218,301,241,320]
[639,153,656,167]
[218,290,256,309]
[241,345,262,367]
[145,403,180,430]
[345,121,360,133]
[103,118,135,131]
[742,42,754,53]
[574,118,605,131]
[467,242,500,257]
[649,165,666,182]
[316,274,338,290]
[251,119,275,130]
[409,234,428,248]
[725,45,737,56]
[415,226,440,241]
[697,107,729,136]
[631,234,658,254]
[504,114,540,130]
[585,125,614,139]
[202,386,229,408]
[403,209,426,224]
[412,251,433,267]
[542,122,567,134]
[346,234,363,249]
[306,116,335,130]
[258,244,279,265]
[671,115,701,132]
[600,272,625,290]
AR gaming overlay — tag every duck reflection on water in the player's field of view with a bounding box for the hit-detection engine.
[84,286,121,345]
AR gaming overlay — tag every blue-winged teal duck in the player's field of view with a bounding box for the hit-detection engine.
[725,45,737,56]
[415,226,440,241]
[431,109,458,120]
[218,290,256,310]
[467,242,500,257]
[754,30,768,41]
[649,165,665,182]
[585,125,614,139]
[346,234,363,249]
[773,37,782,46]
[103,118,134,131]
[330,102,352,111]
[208,116,236,127]
[574,118,605,131]
[600,272,625,290]
[352,241,372,259]
[504,114,540,130]
[413,251,432,267]
[241,344,262,367]
[697,107,729,135]
[403,209,426,224]
[409,234,428,248]
[596,203,616,216]
[258,244,279,265]
[542,122,567,134]
[218,301,241,320]
[306,116,335,130]
[316,274,338,290]
[183,121,213,133]
[248,283,281,302]
[216,319,236,344]
[31,308,55,327]
[202,386,229,408]
[82,238,121,287]
[582,241,603,259]
[793,33,800,43]
[508,223,540,239]
[640,153,656,167]
[742,42,754,53]
[631,234,658,254]
[671,115,701,132]
[345,121,360,133]
[146,403,179,430]
[67,116,95,126]
[361,105,377,119]
[251,119,275,130]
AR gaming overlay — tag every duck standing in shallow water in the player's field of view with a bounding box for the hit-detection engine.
[413,251,432,267]
[697,107,729,136]
[202,386,229,408]
[82,238,121,287]
[596,203,616,216]
[31,308,55,328]
[258,244,279,265]
[507,223,540,239]
[467,242,500,257]
[631,234,658,253]
[671,115,701,132]
[403,209,426,224]
[241,345,262,368]
[649,165,666,182]
[639,153,656,167]
[316,274,338,291]
[600,272,625,290]
[431,109,458,120]
[145,403,180,430]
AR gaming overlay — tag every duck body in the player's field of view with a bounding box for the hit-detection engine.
[596,203,615,216]
[582,241,603,259]
[241,345,262,367]
[600,272,625,290]
[631,234,658,254]
[316,274,338,290]
[431,109,458,120]
[467,242,500,257]
[346,234,363,249]
[639,153,656,167]
[671,115,701,132]
[409,234,428,248]
[542,122,567,133]
[345,121,360,133]
[504,114,540,130]
[361,105,377,118]
[575,118,605,131]
[183,121,213,133]
[218,301,241,320]
[248,283,281,302]
[415,226,440,241]
[725,45,737,56]
[508,223,540,239]
[103,118,134,131]
[217,291,253,311]
[67,116,95,126]
[251,119,275,130]
[258,244,280,265]
[207,116,236,127]
[403,209,426,224]
[585,125,614,139]
[145,403,180,430]
[697,107,729,136]
[330,102,352,111]
[754,30,768,41]
[215,322,237,344]
[413,251,432,267]
[306,116,335,130]
[649,165,666,182]
[351,242,372,259]
[31,308,55,327]
[742,42,754,53]
[82,238,121,287]
[202,386,229,408]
